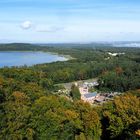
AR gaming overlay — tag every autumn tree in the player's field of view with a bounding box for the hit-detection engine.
[0,92,33,140]
[101,93,140,140]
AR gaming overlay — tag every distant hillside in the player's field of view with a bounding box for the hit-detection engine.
[0,43,140,53]
[0,43,40,51]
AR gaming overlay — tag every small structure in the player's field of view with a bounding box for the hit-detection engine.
[92,81,99,86]
[74,82,78,87]
[95,96,105,103]
[81,92,98,104]
[108,52,125,57]
[79,86,89,95]
[83,81,99,88]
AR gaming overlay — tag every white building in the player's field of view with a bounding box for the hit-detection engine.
[79,86,89,95]
[108,52,125,57]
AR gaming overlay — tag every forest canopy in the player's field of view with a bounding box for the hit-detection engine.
[0,43,140,140]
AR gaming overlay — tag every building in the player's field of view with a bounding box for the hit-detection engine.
[108,52,125,57]
[83,81,99,87]
[79,86,89,95]
[81,92,99,104]
[95,96,105,103]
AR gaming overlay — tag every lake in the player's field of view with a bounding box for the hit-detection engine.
[0,51,68,67]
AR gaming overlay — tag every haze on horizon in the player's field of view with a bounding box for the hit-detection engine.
[0,0,140,43]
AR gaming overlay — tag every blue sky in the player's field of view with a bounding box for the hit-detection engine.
[0,0,140,43]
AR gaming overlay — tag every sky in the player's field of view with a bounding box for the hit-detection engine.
[0,0,140,43]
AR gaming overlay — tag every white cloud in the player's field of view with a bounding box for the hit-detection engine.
[20,21,32,30]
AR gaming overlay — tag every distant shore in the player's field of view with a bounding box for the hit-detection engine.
[44,51,75,61]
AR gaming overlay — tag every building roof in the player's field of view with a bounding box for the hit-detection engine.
[95,96,105,102]
[84,92,97,99]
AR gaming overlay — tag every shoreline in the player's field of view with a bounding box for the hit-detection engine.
[43,51,75,61]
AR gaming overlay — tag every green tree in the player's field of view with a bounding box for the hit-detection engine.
[40,78,53,89]
[70,84,81,100]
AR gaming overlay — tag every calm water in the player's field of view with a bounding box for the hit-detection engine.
[0,51,68,67]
